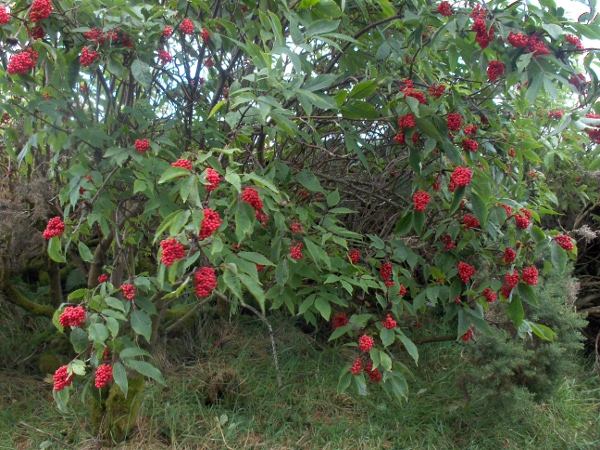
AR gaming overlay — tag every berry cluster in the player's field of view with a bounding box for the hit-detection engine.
[134,138,150,153]
[462,139,478,152]
[80,46,100,67]
[507,31,528,48]
[505,270,519,289]
[121,283,136,300]
[158,49,172,64]
[290,221,303,233]
[205,168,220,191]
[482,287,497,303]
[350,358,362,375]
[521,266,539,285]
[403,88,427,105]
[380,263,393,287]
[53,366,74,391]
[502,247,517,264]
[399,284,407,296]
[199,208,222,239]
[462,214,479,230]
[242,187,263,210]
[59,306,87,328]
[95,364,113,388]
[359,335,375,352]
[171,158,192,170]
[98,274,108,283]
[162,26,173,38]
[364,362,382,382]
[381,314,397,329]
[180,18,194,34]
[458,262,476,283]
[526,35,551,57]
[205,56,214,67]
[332,312,349,329]
[585,113,600,143]
[0,7,9,25]
[566,34,583,50]
[348,249,360,264]
[393,130,418,146]
[7,50,38,75]
[194,266,218,298]
[548,110,564,119]
[450,166,472,187]
[30,0,53,22]
[201,27,210,43]
[413,190,431,212]
[464,125,477,135]
[29,26,45,39]
[437,1,453,16]
[255,211,268,226]
[441,233,456,249]
[508,147,516,158]
[471,5,495,49]
[43,217,65,239]
[398,113,416,129]
[428,83,446,99]
[515,212,531,229]
[487,60,505,82]
[290,242,303,260]
[160,238,186,266]
[555,235,574,251]
[447,113,462,131]
[461,329,473,342]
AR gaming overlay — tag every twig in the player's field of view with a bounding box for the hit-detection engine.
[19,422,75,449]
[164,295,214,334]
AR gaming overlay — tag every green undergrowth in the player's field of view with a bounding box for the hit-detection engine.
[1,314,599,449]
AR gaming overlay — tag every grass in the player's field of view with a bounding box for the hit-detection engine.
[1,313,599,449]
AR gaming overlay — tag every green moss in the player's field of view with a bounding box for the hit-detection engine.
[37,352,61,374]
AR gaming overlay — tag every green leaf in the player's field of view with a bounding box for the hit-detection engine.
[550,242,568,273]
[379,352,392,371]
[530,226,546,244]
[298,169,323,192]
[158,167,191,184]
[78,242,94,263]
[337,369,352,393]
[113,362,128,397]
[238,273,266,313]
[131,59,152,87]
[130,310,152,343]
[225,169,242,193]
[153,210,184,243]
[521,148,542,163]
[413,211,425,235]
[354,373,367,395]
[47,236,66,263]
[304,237,331,269]
[208,100,227,119]
[68,289,88,301]
[409,147,421,175]
[314,297,331,320]
[531,322,555,341]
[235,202,255,242]
[223,267,244,300]
[397,333,418,365]
[237,252,274,266]
[349,80,377,99]
[306,19,340,36]
[508,297,524,328]
[327,189,340,207]
[470,191,488,227]
[123,360,166,386]
[449,187,466,215]
[517,283,539,307]
[380,328,395,347]
[329,324,351,341]
[88,323,109,344]
[70,327,89,353]
[395,213,413,235]
[119,347,152,359]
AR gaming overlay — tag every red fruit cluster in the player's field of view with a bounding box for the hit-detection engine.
[83,28,108,44]
[548,110,564,119]
[437,1,452,16]
[458,262,476,283]
[291,221,303,233]
[399,284,407,296]
[451,166,472,187]
[0,7,10,25]
[507,31,528,48]
[205,56,214,67]
[255,210,268,226]
[121,283,136,300]
[205,168,220,191]
[585,113,600,143]
[382,314,397,329]
[194,266,218,297]
[413,190,431,212]
[95,364,113,389]
[350,358,362,375]
[505,270,519,289]
[502,247,517,264]
[290,242,303,260]
[359,334,375,352]
[515,212,531,229]
[53,366,74,391]
[441,234,456,249]
[380,262,393,285]
[59,306,87,328]
[30,0,53,22]
[463,214,479,230]
[522,266,539,285]
[134,138,150,153]
[348,249,360,264]
[7,50,38,75]
[242,187,263,210]
[482,287,497,303]
[199,208,222,239]
[428,83,446,99]
[447,113,462,131]
[158,49,172,64]
[201,27,210,43]
[555,235,574,251]
[180,18,194,34]
[487,60,505,82]
[43,217,65,240]
[80,46,100,67]
[160,238,186,266]
[461,329,473,342]
[393,130,418,146]
[566,34,583,50]
[29,26,45,39]
[526,35,551,56]
[464,125,477,136]
[98,273,108,283]
[508,147,516,158]
[462,139,478,152]
[471,6,494,49]
[398,113,416,129]
[162,26,173,38]
[171,158,192,170]
[404,89,427,104]
[364,362,382,382]
[332,312,349,329]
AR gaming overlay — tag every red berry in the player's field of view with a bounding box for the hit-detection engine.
[255,210,268,226]
[364,362,382,382]
[332,312,349,329]
[566,34,583,50]
[121,283,136,300]
[399,284,407,296]
[7,50,38,75]
[205,56,214,67]
[359,335,375,352]
[398,113,416,129]
[205,168,220,191]
[548,110,564,119]
[348,249,360,264]
[290,221,304,234]
[43,217,65,240]
[95,364,113,389]
[555,235,574,251]
[30,0,52,22]
[134,138,150,153]
[450,166,472,187]
[59,306,87,328]
[194,266,218,298]
[382,314,397,329]
[29,26,45,39]
[290,242,303,260]
[80,46,100,67]
[162,26,173,38]
[199,208,222,239]
[487,60,505,82]
[160,238,186,266]
[241,187,264,210]
[462,139,478,152]
[508,31,528,48]
[201,27,210,43]
[403,89,427,104]
[0,7,10,25]
[502,247,517,264]
[349,358,362,375]
[464,125,477,135]
[521,266,539,285]
[482,287,497,303]
[441,234,456,249]
[413,190,431,212]
[437,1,453,16]
[447,113,463,131]
[463,214,480,230]
[500,285,513,299]
[428,83,446,99]
[380,263,393,282]
[97,274,108,283]
[458,262,476,283]
[158,49,172,64]
[515,213,531,229]
[171,158,192,170]
[505,270,519,289]
[53,366,74,391]
[526,35,551,57]
[461,329,473,342]
[180,18,194,35]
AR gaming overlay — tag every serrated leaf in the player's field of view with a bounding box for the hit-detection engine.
[314,297,331,320]
[113,362,128,397]
[208,100,227,119]
[124,359,166,385]
[508,297,524,328]
[78,242,94,263]
[329,324,351,341]
[47,236,66,263]
[130,310,152,343]
[88,323,109,344]
[131,59,152,87]
[297,169,322,192]
[327,189,340,207]
[238,273,266,313]
[470,191,487,227]
[337,369,352,393]
[120,347,152,359]
[223,267,243,300]
[395,213,413,235]
[380,328,395,347]
[158,167,191,184]
[517,282,539,307]
[349,80,377,99]
[379,352,392,371]
[237,252,274,266]
[397,333,418,364]
[70,327,89,353]
[550,242,568,272]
